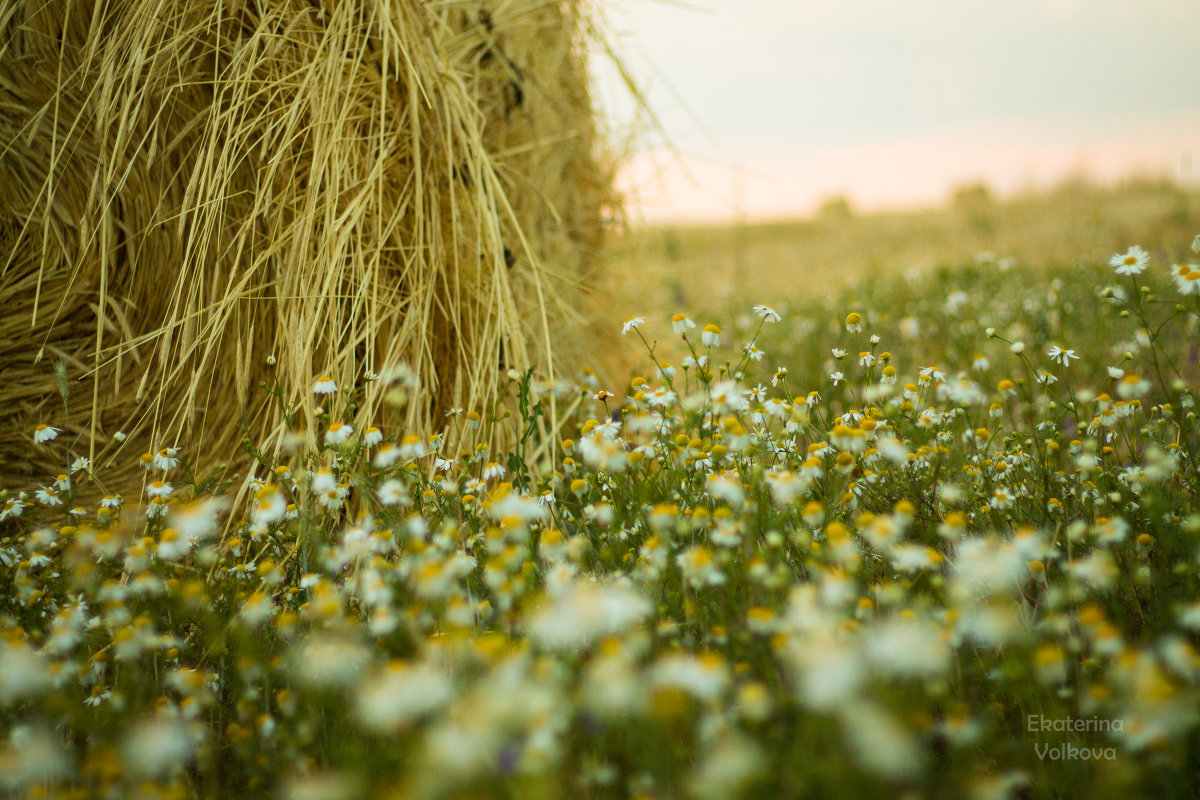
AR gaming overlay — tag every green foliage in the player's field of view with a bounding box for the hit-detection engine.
[2,234,1200,799]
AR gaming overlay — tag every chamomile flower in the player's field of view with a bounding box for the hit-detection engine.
[743,343,764,361]
[378,480,406,506]
[146,480,173,499]
[373,443,400,468]
[622,317,645,335]
[1,498,26,520]
[701,324,721,347]
[672,313,696,334]
[1047,345,1078,367]
[753,304,781,323]
[845,312,863,333]
[1173,263,1200,295]
[152,448,180,470]
[33,424,60,444]
[325,422,353,445]
[1110,245,1149,275]
[1117,373,1150,399]
[362,426,383,446]
[313,376,338,395]
[919,366,945,382]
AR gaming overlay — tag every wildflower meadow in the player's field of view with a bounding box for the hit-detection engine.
[3,232,1200,799]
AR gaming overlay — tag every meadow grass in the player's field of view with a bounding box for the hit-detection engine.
[2,188,1200,798]
[605,177,1200,325]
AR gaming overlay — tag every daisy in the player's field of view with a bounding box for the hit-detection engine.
[325,422,353,445]
[701,324,721,347]
[398,435,425,459]
[363,426,383,446]
[831,348,847,359]
[1173,263,1200,296]
[919,366,946,382]
[35,487,62,506]
[33,424,60,445]
[743,344,764,362]
[753,305,781,323]
[1117,373,1150,399]
[845,312,863,333]
[1,498,26,520]
[153,448,180,471]
[70,456,91,473]
[1047,345,1078,367]
[671,313,696,334]
[829,371,845,386]
[1110,245,1149,276]
[377,479,406,506]
[313,376,338,395]
[147,480,173,499]
[621,317,645,335]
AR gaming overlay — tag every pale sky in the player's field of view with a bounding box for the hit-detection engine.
[592,0,1200,222]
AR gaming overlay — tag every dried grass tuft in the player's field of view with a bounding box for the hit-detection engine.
[0,0,618,492]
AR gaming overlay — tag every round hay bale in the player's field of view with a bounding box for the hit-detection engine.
[0,0,616,492]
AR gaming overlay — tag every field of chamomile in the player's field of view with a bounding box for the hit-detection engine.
[4,188,1200,799]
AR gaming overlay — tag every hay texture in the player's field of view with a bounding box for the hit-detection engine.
[0,0,614,490]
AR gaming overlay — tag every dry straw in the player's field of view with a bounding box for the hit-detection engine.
[0,0,620,494]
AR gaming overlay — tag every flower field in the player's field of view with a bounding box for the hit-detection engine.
[3,231,1200,799]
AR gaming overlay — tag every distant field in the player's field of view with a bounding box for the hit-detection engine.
[605,177,1200,317]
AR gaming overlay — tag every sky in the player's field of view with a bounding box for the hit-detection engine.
[591,0,1200,222]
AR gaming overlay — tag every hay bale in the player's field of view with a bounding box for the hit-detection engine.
[0,0,615,492]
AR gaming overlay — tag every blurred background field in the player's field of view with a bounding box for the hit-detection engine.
[607,177,1200,318]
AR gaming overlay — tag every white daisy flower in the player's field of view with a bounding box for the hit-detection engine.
[153,448,180,471]
[146,480,173,499]
[671,313,696,334]
[325,422,353,445]
[1046,345,1078,367]
[33,424,60,444]
[1110,245,1149,276]
[753,305,780,323]
[621,317,645,335]
[313,376,338,395]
